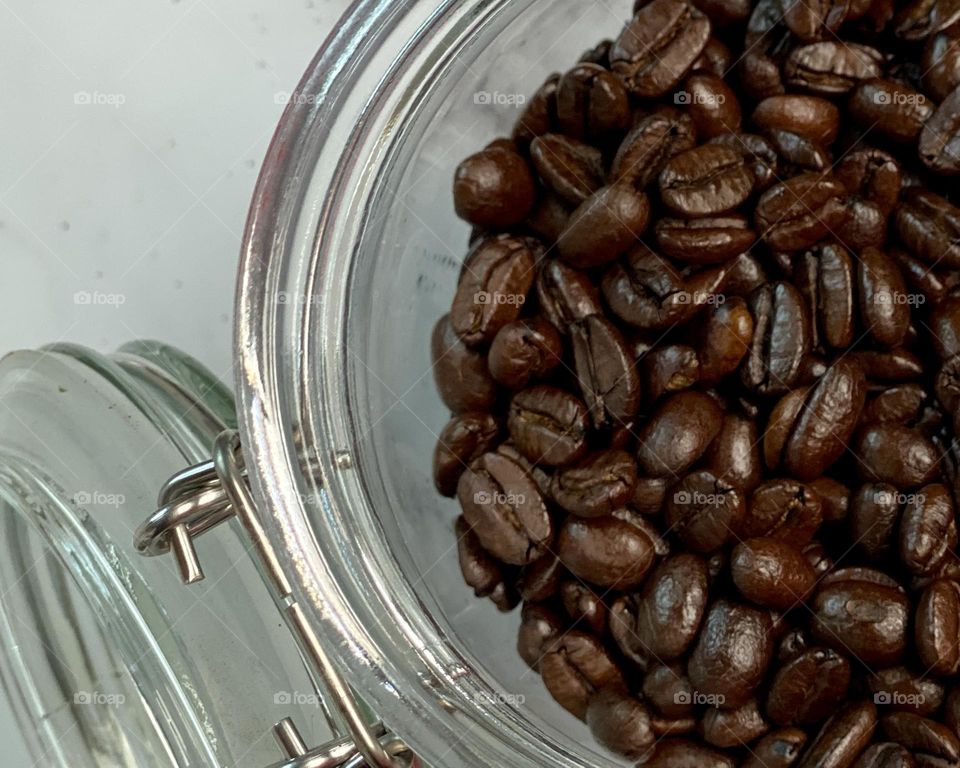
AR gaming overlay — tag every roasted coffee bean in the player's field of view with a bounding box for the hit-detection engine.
[586,687,655,759]
[848,348,924,381]
[794,243,856,352]
[610,112,697,189]
[651,714,699,737]
[693,0,752,24]
[863,384,928,425]
[705,412,763,491]
[710,132,780,190]
[698,298,755,384]
[743,728,808,768]
[848,79,934,143]
[641,738,736,768]
[453,144,536,228]
[432,314,498,413]
[513,74,559,147]
[611,0,711,98]
[899,484,957,576]
[732,538,817,610]
[636,390,724,476]
[916,579,960,675]
[765,129,832,171]
[892,248,947,305]
[517,553,562,602]
[558,184,650,268]
[782,0,850,40]
[614,554,709,662]
[688,600,774,709]
[881,712,960,766]
[529,134,604,205]
[655,215,756,264]
[743,480,824,544]
[796,700,877,768]
[540,631,623,719]
[643,343,700,401]
[659,144,754,217]
[508,385,590,467]
[868,667,945,717]
[666,470,745,552]
[742,281,811,395]
[556,508,658,589]
[556,63,631,145]
[812,572,909,666]
[457,452,552,565]
[560,581,608,636]
[854,424,940,486]
[693,37,734,76]
[924,28,960,102]
[850,743,915,768]
[785,41,883,94]
[550,449,638,517]
[517,603,562,670]
[895,188,960,268]
[766,648,851,727]
[858,248,911,348]
[700,699,769,748]
[894,0,960,40]
[642,663,695,717]
[683,72,742,139]
[931,294,960,359]
[454,516,518,610]
[632,475,670,515]
[450,235,538,346]
[755,173,847,251]
[753,95,840,145]
[836,149,902,215]
[488,319,562,391]
[810,478,850,522]
[434,412,500,496]
[571,314,642,427]
[920,86,960,175]
[849,483,902,561]
[536,260,602,332]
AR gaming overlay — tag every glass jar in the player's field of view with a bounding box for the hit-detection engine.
[0,1,637,766]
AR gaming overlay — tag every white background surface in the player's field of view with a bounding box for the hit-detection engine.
[1,1,349,764]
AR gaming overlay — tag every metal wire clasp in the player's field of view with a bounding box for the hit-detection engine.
[134,429,417,768]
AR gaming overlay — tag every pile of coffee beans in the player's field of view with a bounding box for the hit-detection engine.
[430,0,960,764]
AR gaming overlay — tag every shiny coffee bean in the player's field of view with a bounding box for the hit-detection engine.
[836,148,902,215]
[454,516,518,610]
[571,314,642,427]
[698,298,755,384]
[642,663,695,717]
[862,383,928,425]
[811,572,909,666]
[556,508,658,589]
[921,86,960,175]
[434,412,500,496]
[895,188,960,269]
[517,603,562,670]
[753,95,840,145]
[549,449,638,518]
[636,390,724,476]
[453,144,536,228]
[916,579,960,676]
[611,0,711,98]
[794,242,856,352]
[586,687,655,759]
[556,63,631,145]
[710,132,780,190]
[849,483,902,561]
[848,79,934,143]
[868,667,945,717]
[508,385,590,467]
[766,647,851,727]
[782,0,850,41]
[688,600,774,709]
[893,0,960,40]
[881,712,960,766]
[684,72,742,139]
[924,28,960,102]
[641,738,736,768]
[851,743,915,768]
[666,470,745,552]
[560,580,607,636]
[488,319,562,391]
[610,112,697,189]
[743,480,824,544]
[705,413,763,491]
[432,314,498,413]
[517,553,562,603]
[530,133,604,206]
[655,215,756,264]
[899,484,956,576]
[731,538,817,610]
[765,129,832,171]
[632,475,670,515]
[742,281,811,395]
[796,700,877,768]
[536,260,602,332]
[540,631,623,719]
[643,344,700,402]
[700,699,769,748]
[743,728,808,768]
[558,184,650,268]
[659,144,754,217]
[854,424,940,487]
[457,452,552,565]
[785,41,883,94]
[512,74,559,147]
[858,247,910,348]
[755,173,847,251]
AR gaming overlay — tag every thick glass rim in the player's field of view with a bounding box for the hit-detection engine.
[234,0,620,765]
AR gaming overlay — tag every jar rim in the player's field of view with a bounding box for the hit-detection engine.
[235,1,612,765]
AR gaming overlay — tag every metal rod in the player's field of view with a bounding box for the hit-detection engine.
[170,523,204,584]
[273,718,308,758]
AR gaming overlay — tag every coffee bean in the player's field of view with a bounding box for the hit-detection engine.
[755,173,847,251]
[632,475,670,515]
[643,343,700,401]
[732,538,817,610]
[556,63,631,145]
[689,600,774,709]
[836,149,902,215]
[931,295,960,359]
[659,144,755,217]
[666,470,745,552]
[893,0,960,40]
[895,188,960,268]
[636,390,724,476]
[432,314,498,413]
[743,728,808,768]
[434,412,500,496]
[454,516,518,610]
[899,483,957,576]
[881,712,960,766]
[921,86,960,174]
[766,129,832,172]
[453,144,536,228]
[849,483,902,561]
[794,242,856,352]
[530,133,604,205]
[742,281,811,395]
[796,700,876,768]
[924,28,960,102]
[916,579,960,675]
[850,743,914,768]
[556,508,658,589]
[684,72,742,139]
[512,74,559,147]
[517,553,562,602]
[641,738,736,767]
[743,479,824,544]
[558,184,650,268]
[457,452,552,565]
[868,667,945,717]
[854,424,940,486]
[655,215,756,264]
[487,319,562,391]
[508,385,590,467]
[783,0,850,40]
[586,687,655,758]
[536,260,603,332]
[571,314,642,427]
[549,449,638,517]
[700,699,769,748]
[710,132,780,191]
[767,648,851,727]
[560,580,608,636]
[858,247,911,347]
[848,79,934,143]
[642,663,695,717]
[610,112,697,189]
[785,42,883,94]
[540,631,623,719]
[611,0,711,98]
[812,572,909,666]
[517,603,562,670]
[696,298,755,384]
[705,412,763,491]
